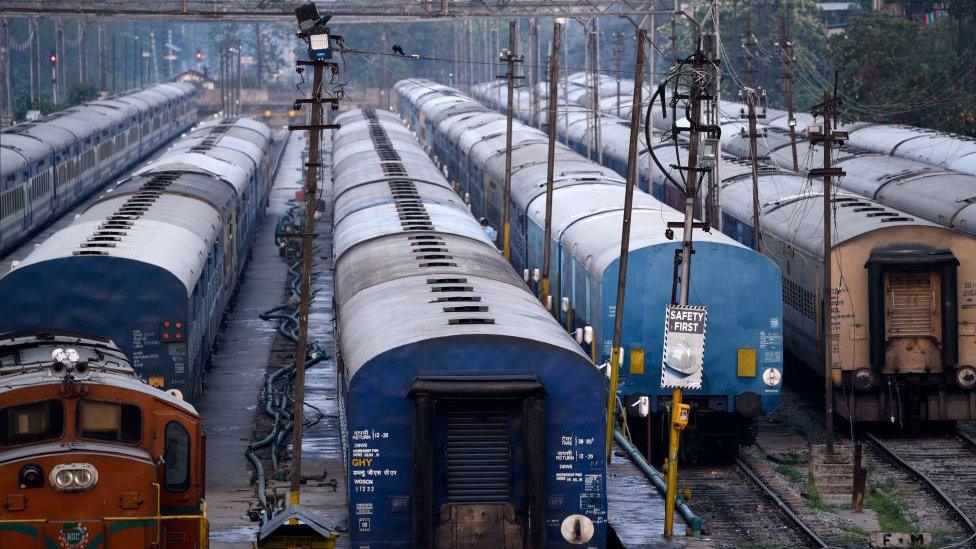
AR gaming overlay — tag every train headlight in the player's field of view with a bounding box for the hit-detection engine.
[50,463,98,492]
[762,367,782,387]
[73,469,93,486]
[54,470,75,489]
[956,366,976,390]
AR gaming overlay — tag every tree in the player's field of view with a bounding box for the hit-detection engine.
[658,0,826,110]
[827,11,975,135]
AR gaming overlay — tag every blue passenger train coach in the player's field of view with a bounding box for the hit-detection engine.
[332,108,609,547]
[0,83,198,256]
[0,117,274,401]
[395,80,784,455]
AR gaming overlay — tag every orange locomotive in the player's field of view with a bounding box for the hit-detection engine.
[0,331,207,549]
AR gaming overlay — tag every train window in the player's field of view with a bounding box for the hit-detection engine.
[77,401,142,444]
[0,400,65,446]
[164,422,190,491]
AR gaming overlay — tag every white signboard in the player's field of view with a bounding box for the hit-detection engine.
[661,305,707,389]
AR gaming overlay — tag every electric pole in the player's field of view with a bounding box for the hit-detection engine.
[605,26,646,463]
[529,18,540,126]
[742,11,758,90]
[660,34,721,539]
[500,20,523,261]
[54,21,63,103]
[286,22,342,514]
[613,31,622,117]
[809,73,846,455]
[778,15,799,172]
[670,0,678,65]
[541,22,561,310]
[592,19,602,163]
[77,21,86,87]
[705,7,723,230]
[740,87,766,252]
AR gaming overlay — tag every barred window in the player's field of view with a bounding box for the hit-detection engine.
[782,276,817,320]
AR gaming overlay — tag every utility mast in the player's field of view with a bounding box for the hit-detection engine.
[777,15,799,172]
[809,74,846,454]
[604,26,646,465]
[541,22,561,310]
[591,19,602,163]
[613,31,622,117]
[742,11,758,90]
[739,87,766,251]
[500,21,523,261]
[529,19,540,126]
[704,6,722,230]
[652,31,722,540]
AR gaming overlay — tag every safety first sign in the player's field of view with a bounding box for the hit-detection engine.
[661,305,707,389]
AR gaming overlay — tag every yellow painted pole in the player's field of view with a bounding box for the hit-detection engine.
[664,388,682,536]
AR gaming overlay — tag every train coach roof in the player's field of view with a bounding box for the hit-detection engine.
[136,150,251,194]
[334,106,591,380]
[842,123,976,171]
[333,180,464,227]
[333,200,492,260]
[332,152,447,198]
[722,172,938,257]
[0,146,29,185]
[12,193,220,292]
[1,119,77,152]
[338,273,588,380]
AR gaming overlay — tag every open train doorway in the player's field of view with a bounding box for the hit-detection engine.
[410,376,547,548]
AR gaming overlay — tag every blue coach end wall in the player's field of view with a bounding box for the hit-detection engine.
[0,256,192,394]
[600,242,783,414]
[345,335,609,548]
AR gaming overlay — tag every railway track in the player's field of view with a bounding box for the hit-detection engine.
[865,431,976,539]
[681,459,827,548]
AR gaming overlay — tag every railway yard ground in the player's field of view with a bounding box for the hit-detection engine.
[685,368,976,548]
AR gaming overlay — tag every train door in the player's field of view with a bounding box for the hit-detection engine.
[434,399,523,548]
[867,251,959,379]
[884,270,941,373]
[410,378,547,549]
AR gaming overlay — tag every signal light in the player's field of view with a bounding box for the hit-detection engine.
[48,50,57,65]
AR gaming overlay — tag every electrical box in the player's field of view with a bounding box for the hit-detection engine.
[672,402,691,430]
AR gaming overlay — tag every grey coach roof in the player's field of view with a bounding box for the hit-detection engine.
[332,107,589,377]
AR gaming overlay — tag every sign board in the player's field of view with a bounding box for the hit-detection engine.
[868,533,932,548]
[661,305,707,389]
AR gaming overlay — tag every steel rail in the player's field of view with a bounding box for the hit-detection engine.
[864,432,976,535]
[734,458,830,548]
